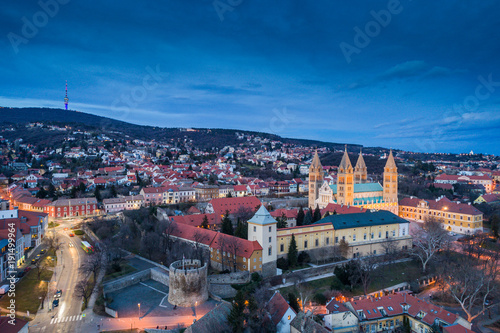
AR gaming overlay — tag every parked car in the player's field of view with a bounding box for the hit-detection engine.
[17,271,25,278]
[24,267,31,273]
[52,299,59,307]
[54,290,62,298]
[40,249,46,254]
[69,233,75,237]
[31,259,37,264]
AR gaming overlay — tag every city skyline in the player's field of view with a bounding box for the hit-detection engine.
[2,1,500,154]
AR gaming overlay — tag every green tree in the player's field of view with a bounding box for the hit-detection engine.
[227,290,246,333]
[234,219,248,239]
[402,316,411,333]
[313,205,322,222]
[288,292,300,313]
[296,207,305,226]
[288,234,298,268]
[200,215,209,229]
[94,186,102,202]
[276,212,288,228]
[221,210,234,235]
[36,187,47,198]
[491,214,500,239]
[111,185,117,197]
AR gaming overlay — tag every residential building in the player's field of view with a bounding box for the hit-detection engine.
[103,195,144,213]
[324,299,359,332]
[266,291,297,333]
[277,210,412,259]
[45,198,98,218]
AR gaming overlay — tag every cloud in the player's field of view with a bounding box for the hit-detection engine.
[380,61,429,80]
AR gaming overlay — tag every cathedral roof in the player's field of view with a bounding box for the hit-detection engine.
[310,150,322,169]
[248,205,277,225]
[355,149,367,170]
[329,182,383,194]
[338,146,352,172]
[385,149,397,169]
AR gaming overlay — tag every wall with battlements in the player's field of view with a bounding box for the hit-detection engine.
[168,259,208,307]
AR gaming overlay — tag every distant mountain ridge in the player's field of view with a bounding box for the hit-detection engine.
[0,107,359,151]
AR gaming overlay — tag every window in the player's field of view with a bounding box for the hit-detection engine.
[254,258,256,262]
[304,241,308,249]
[254,226,256,232]
[315,239,319,246]
[269,237,272,243]
[243,257,246,262]
[386,231,389,238]
[335,237,338,243]
[269,226,272,232]
[280,244,284,252]
[288,315,291,320]
[353,234,356,241]
[373,250,376,255]
[326,237,329,245]
[364,233,367,240]
[379,232,382,238]
[268,247,272,256]
[371,232,374,239]
[392,230,396,237]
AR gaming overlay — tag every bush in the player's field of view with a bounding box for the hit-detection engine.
[330,276,344,291]
[313,293,327,305]
[277,257,289,270]
[73,229,84,235]
[298,251,310,265]
[251,272,262,283]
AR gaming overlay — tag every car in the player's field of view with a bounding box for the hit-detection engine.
[31,259,37,264]
[52,299,59,307]
[40,249,46,254]
[17,271,25,278]
[449,232,456,236]
[69,233,75,237]
[64,227,68,231]
[24,267,31,273]
[36,254,41,259]
[54,290,62,298]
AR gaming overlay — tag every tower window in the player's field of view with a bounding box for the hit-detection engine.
[269,226,272,232]
[254,226,256,232]
[304,240,308,248]
[268,247,272,256]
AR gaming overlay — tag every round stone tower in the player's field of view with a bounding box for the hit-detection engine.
[168,259,208,307]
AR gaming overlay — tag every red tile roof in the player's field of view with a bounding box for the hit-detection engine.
[443,324,474,333]
[399,197,483,215]
[321,203,367,215]
[208,196,261,215]
[211,232,262,259]
[170,213,221,228]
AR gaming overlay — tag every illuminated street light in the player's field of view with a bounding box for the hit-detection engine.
[138,303,141,319]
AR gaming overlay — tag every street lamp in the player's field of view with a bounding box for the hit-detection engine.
[138,303,141,319]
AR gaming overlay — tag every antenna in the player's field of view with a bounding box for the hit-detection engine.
[64,81,69,110]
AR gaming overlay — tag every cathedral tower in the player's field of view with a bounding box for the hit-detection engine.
[337,146,354,206]
[383,150,398,204]
[354,148,367,184]
[308,150,323,209]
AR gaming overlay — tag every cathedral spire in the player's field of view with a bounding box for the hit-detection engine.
[385,149,396,169]
[311,149,322,170]
[355,148,367,170]
[354,147,367,184]
[338,145,352,172]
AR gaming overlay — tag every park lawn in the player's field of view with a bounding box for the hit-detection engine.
[279,260,423,298]
[43,249,58,268]
[103,263,137,282]
[0,268,53,317]
[48,222,60,228]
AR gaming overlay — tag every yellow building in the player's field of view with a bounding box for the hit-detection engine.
[310,147,399,214]
[399,196,483,234]
[277,210,412,259]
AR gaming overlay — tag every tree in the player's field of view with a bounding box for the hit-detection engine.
[193,229,209,264]
[288,234,298,268]
[74,279,93,307]
[339,239,349,258]
[140,231,160,260]
[303,210,313,225]
[296,207,305,226]
[276,212,287,228]
[490,214,500,239]
[353,257,380,295]
[36,187,47,198]
[288,292,300,313]
[94,186,102,202]
[289,272,314,311]
[34,259,47,280]
[43,235,62,252]
[234,219,248,240]
[221,210,234,235]
[227,289,246,333]
[438,254,499,322]
[200,215,209,229]
[411,219,450,272]
[313,205,322,222]
[80,253,102,282]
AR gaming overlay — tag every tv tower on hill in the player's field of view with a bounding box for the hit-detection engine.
[64,81,69,110]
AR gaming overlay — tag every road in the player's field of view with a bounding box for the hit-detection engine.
[30,218,87,333]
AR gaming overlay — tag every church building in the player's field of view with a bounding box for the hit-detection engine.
[309,147,398,214]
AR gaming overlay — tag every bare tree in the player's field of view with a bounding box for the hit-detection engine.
[439,254,500,322]
[43,234,62,252]
[80,253,102,282]
[233,206,254,223]
[217,234,228,271]
[353,257,380,295]
[74,279,93,307]
[34,259,47,280]
[381,240,400,264]
[193,229,209,264]
[225,236,240,272]
[140,231,161,260]
[288,272,315,311]
[411,219,450,272]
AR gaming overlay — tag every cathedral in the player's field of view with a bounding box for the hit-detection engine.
[309,147,399,214]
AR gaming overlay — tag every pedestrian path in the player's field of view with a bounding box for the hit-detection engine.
[49,314,83,324]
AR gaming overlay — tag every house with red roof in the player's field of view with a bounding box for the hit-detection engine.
[205,196,262,218]
[0,316,29,333]
[266,291,297,333]
[170,213,221,230]
[399,196,483,234]
[324,298,358,332]
[344,293,471,333]
[473,193,500,205]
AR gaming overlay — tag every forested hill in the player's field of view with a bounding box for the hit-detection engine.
[0,107,354,150]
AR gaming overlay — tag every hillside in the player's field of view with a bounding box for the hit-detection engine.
[0,107,356,150]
